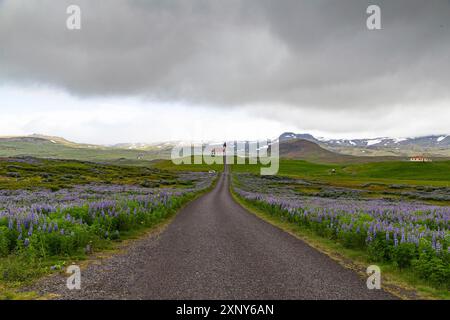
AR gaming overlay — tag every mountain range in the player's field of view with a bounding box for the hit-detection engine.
[280,132,450,157]
[0,132,449,163]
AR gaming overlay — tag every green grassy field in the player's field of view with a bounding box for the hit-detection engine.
[155,158,450,205]
[153,158,450,188]
[0,158,185,190]
[230,159,450,185]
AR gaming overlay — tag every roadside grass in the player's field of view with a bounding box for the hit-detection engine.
[0,176,217,300]
[230,187,450,300]
[0,204,178,299]
[154,158,450,187]
[158,157,450,205]
[0,157,219,299]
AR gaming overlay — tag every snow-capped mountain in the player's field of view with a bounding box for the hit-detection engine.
[280,132,450,157]
[280,132,450,147]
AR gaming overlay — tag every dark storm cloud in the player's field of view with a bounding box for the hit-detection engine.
[1,0,449,110]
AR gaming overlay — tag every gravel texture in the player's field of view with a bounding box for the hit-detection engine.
[28,168,395,300]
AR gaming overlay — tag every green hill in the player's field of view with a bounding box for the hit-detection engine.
[0,136,171,161]
[279,139,406,164]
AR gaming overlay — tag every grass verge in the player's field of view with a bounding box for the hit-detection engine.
[230,187,450,300]
[0,174,218,300]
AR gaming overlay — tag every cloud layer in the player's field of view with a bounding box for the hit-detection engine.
[1,0,449,140]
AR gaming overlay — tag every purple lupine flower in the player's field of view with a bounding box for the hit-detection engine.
[435,241,442,253]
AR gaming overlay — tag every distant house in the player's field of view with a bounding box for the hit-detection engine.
[410,155,432,162]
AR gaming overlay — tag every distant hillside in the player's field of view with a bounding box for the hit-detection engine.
[28,134,85,147]
[279,139,407,164]
[2,133,448,164]
[0,135,172,161]
[280,132,450,157]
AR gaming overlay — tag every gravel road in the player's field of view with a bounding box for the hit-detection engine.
[29,167,395,299]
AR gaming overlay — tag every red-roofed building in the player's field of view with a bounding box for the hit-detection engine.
[409,155,432,162]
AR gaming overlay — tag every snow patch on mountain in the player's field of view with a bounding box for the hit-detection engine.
[393,137,408,143]
[366,139,383,146]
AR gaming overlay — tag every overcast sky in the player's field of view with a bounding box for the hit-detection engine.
[1,0,449,144]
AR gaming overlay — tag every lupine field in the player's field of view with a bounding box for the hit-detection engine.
[233,173,450,289]
[0,158,215,283]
